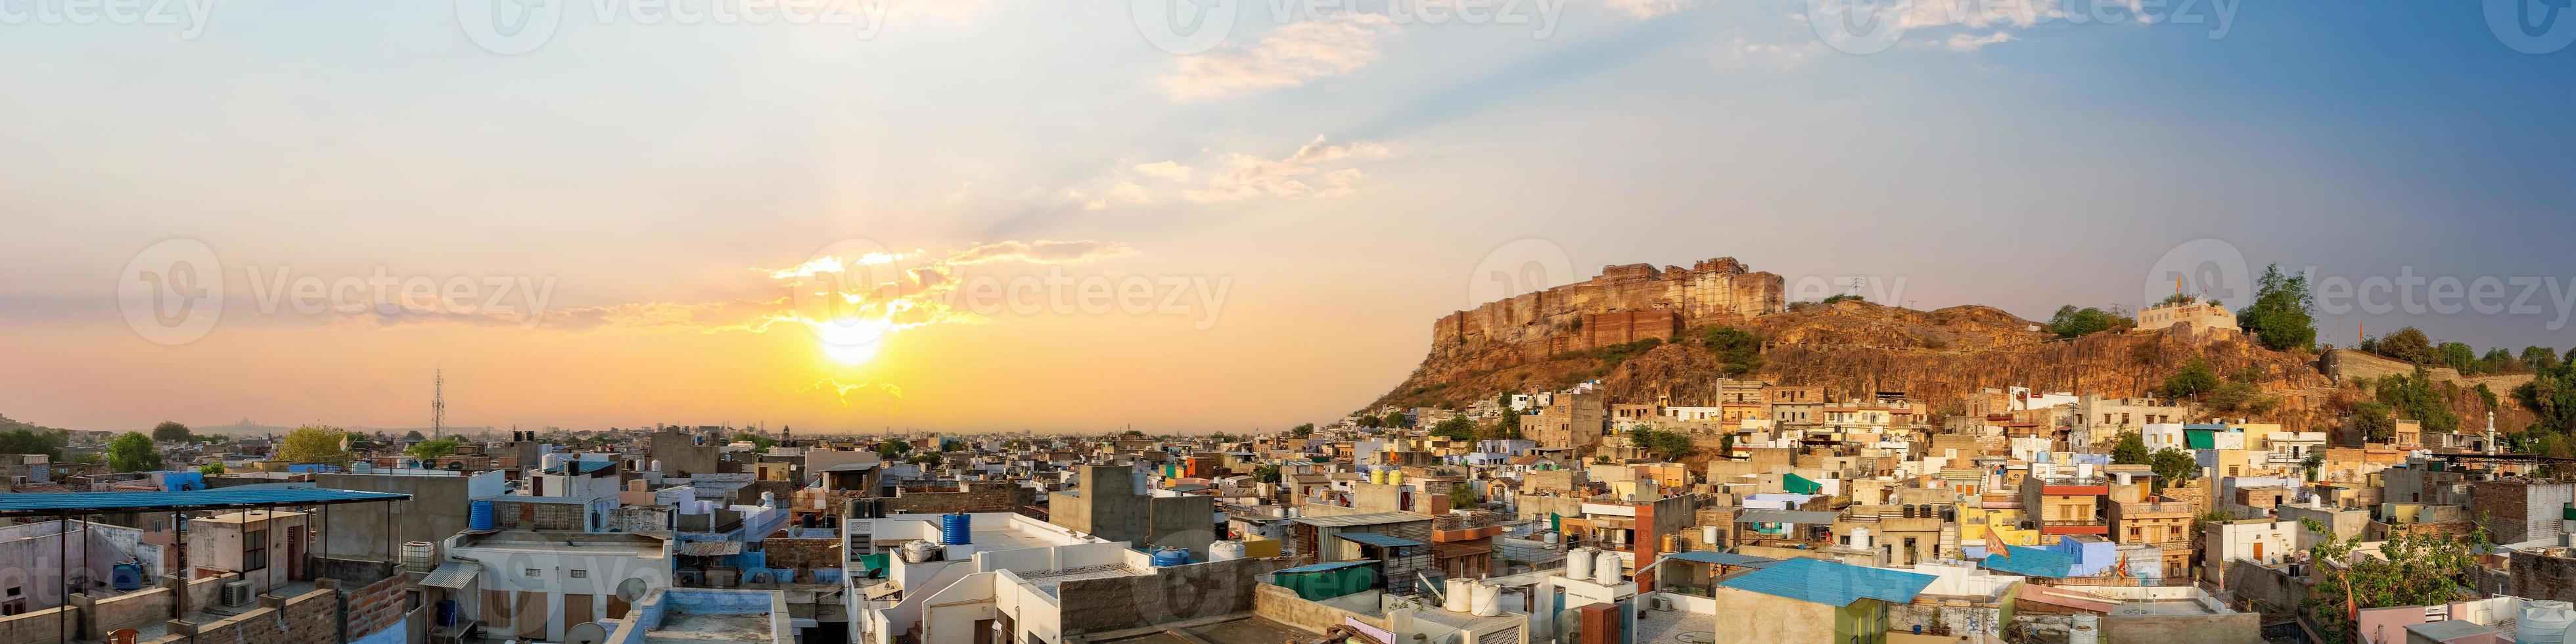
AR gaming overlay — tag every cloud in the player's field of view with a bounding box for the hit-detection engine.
[1937,31,2013,51]
[946,240,1139,265]
[1134,161,1193,182]
[1072,137,1392,210]
[1603,0,1693,18]
[1161,16,1400,101]
[1718,37,1823,68]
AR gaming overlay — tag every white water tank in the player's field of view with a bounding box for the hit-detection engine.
[2069,613,2099,644]
[1703,526,1720,545]
[1541,532,1560,545]
[2521,600,2576,643]
[1444,579,1471,612]
[1470,582,1502,617]
[1565,547,1594,580]
[1209,540,1246,562]
[1593,550,1623,586]
[400,541,437,573]
[1852,527,1873,551]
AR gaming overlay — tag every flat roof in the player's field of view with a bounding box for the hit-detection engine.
[0,489,410,517]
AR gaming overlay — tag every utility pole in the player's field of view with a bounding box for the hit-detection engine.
[432,367,446,438]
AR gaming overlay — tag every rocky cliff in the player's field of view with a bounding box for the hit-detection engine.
[1375,262,2361,431]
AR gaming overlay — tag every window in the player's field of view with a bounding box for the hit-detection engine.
[569,569,587,578]
[243,530,268,571]
[525,568,541,578]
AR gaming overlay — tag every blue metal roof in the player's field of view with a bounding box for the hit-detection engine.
[0,488,411,516]
[1336,532,1426,548]
[1715,557,1934,607]
[1276,561,1377,574]
[1663,551,1781,568]
[1977,545,2075,578]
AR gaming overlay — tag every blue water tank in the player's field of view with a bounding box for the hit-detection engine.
[469,500,495,531]
[436,600,458,627]
[1149,547,1191,567]
[940,513,971,546]
[110,562,145,591]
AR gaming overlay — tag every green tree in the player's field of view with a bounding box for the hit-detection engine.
[2373,327,2439,364]
[2161,357,2224,399]
[1428,416,1480,442]
[1356,414,1383,428]
[2438,342,2478,373]
[2300,518,2485,642]
[406,438,462,460]
[1382,411,1410,430]
[1699,326,1765,375]
[2148,448,2196,488]
[277,425,356,467]
[1289,423,1314,438]
[2352,402,2398,443]
[906,453,943,468]
[1209,432,1234,443]
[2525,346,2562,371]
[106,432,162,472]
[2046,305,2134,339]
[198,463,225,475]
[1450,482,1478,509]
[2236,264,2316,351]
[731,432,775,449]
[2301,452,2326,482]
[0,428,67,460]
[2376,367,2462,433]
[152,421,191,443]
[2111,431,2150,465]
[1253,464,1282,484]
[404,430,426,442]
[1626,428,1696,460]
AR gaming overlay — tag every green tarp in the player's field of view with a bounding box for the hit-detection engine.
[1785,473,1823,495]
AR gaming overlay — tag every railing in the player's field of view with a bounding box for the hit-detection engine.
[2038,518,2105,527]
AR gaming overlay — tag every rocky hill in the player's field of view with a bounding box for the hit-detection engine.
[1373,258,2365,432]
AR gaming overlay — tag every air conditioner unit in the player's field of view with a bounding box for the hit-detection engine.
[221,580,255,607]
[1650,596,1672,612]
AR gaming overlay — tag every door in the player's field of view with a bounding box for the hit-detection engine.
[564,594,594,628]
[515,591,547,639]
[2251,541,2263,561]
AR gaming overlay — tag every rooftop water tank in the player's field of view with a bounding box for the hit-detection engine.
[1470,582,1501,617]
[110,562,145,591]
[1209,540,1245,562]
[1442,579,1470,612]
[2521,600,2575,644]
[1593,550,1622,586]
[1149,547,1191,567]
[2069,613,2100,644]
[1565,546,1595,580]
[401,541,438,573]
[468,501,495,531]
[940,513,973,546]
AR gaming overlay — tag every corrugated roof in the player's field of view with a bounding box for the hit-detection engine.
[1292,511,1426,528]
[420,563,478,589]
[1663,551,1780,568]
[1274,561,1376,574]
[1734,509,1841,525]
[0,488,411,517]
[1978,545,2075,578]
[1715,558,1933,607]
[1337,532,1426,548]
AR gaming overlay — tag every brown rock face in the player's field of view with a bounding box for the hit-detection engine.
[1375,277,2339,430]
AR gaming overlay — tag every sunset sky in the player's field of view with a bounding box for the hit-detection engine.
[5,0,2572,434]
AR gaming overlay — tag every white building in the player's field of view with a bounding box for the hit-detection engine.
[439,530,676,642]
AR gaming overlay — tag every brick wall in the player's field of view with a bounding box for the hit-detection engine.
[883,483,1021,515]
[336,572,412,642]
[177,587,338,644]
[762,538,842,570]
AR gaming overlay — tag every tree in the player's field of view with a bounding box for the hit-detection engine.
[2046,305,2134,339]
[1253,464,1281,484]
[731,432,775,449]
[1289,423,1314,438]
[1357,415,1383,429]
[1699,326,1765,375]
[1450,482,1478,509]
[404,430,426,442]
[2353,402,2398,443]
[1122,429,1146,438]
[0,428,66,460]
[2111,431,2150,465]
[906,453,943,468]
[2161,357,2224,398]
[2377,367,2461,433]
[278,425,356,467]
[406,438,462,460]
[106,432,162,472]
[1428,416,1480,442]
[2373,327,2439,364]
[1382,411,1410,430]
[1209,432,1234,443]
[2439,342,2479,373]
[152,421,191,443]
[2525,346,2563,372]
[1626,428,1696,460]
[198,463,225,475]
[2237,264,2316,351]
[2301,518,2485,642]
[2301,452,2326,482]
[2148,448,2196,488]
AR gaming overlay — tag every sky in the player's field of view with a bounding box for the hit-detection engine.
[3,0,2573,435]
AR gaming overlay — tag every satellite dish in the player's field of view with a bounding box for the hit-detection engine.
[616,577,653,603]
[564,622,609,644]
